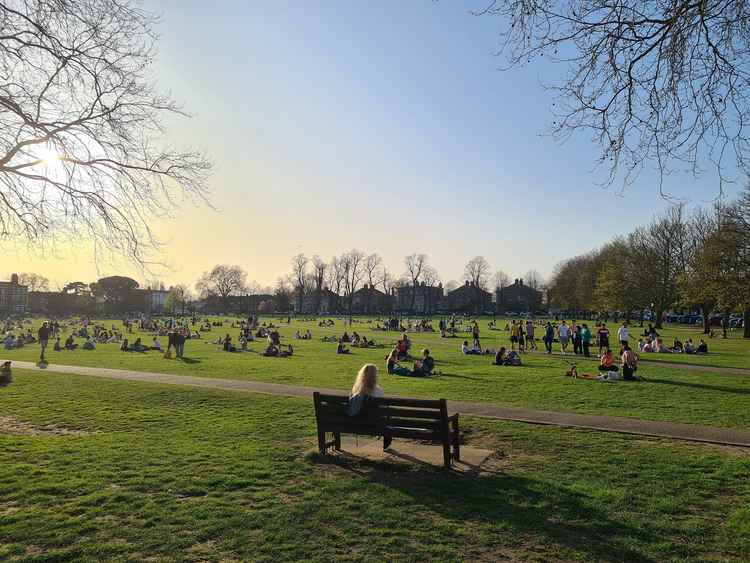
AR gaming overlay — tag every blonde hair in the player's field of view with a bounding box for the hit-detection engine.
[351,364,378,397]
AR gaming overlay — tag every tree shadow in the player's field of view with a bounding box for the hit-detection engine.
[180,357,201,365]
[312,454,657,562]
[645,377,750,395]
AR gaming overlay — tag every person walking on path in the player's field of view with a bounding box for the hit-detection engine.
[37,321,50,362]
[581,324,592,357]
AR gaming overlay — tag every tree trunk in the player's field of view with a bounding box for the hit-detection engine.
[701,304,711,335]
[744,308,750,339]
[722,311,729,339]
[655,308,664,329]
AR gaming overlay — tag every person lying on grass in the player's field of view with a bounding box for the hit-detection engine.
[347,363,384,416]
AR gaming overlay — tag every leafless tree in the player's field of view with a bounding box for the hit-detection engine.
[475,0,750,194]
[0,0,212,264]
[195,265,246,310]
[404,253,429,310]
[380,266,393,295]
[290,253,309,312]
[493,270,510,290]
[311,255,327,313]
[364,253,382,288]
[16,272,49,292]
[523,269,544,291]
[341,249,365,322]
[464,256,491,289]
[326,256,346,298]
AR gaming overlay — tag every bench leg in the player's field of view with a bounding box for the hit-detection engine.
[452,416,461,462]
[442,442,451,468]
[334,432,341,451]
[383,433,392,450]
[318,429,327,455]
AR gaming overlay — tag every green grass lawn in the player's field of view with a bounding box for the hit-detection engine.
[2,369,750,562]
[3,316,750,428]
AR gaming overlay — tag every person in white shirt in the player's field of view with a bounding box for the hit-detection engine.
[617,322,629,346]
[557,321,570,354]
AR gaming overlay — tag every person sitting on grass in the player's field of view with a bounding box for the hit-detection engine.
[598,349,618,372]
[684,339,695,354]
[337,340,351,354]
[385,348,409,376]
[493,347,507,365]
[279,344,294,357]
[493,347,522,366]
[223,334,237,352]
[131,338,146,352]
[65,335,78,350]
[262,343,279,357]
[53,337,62,352]
[351,331,361,345]
[341,331,351,343]
[621,344,639,381]
[120,338,129,352]
[461,340,482,355]
[696,339,709,354]
[240,336,248,351]
[82,337,96,350]
[152,337,162,351]
[348,363,384,416]
[655,338,671,353]
[3,333,15,350]
[671,338,684,353]
[412,349,435,377]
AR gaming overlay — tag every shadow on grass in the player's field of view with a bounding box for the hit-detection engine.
[309,452,656,562]
[180,357,202,365]
[645,377,750,395]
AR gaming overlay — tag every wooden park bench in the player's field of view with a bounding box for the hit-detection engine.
[313,392,460,468]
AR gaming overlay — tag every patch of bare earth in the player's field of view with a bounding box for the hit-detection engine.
[0,416,89,437]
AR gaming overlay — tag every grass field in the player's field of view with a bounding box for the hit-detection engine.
[2,316,750,428]
[2,369,750,562]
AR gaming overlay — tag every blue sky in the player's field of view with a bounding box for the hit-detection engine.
[9,1,739,288]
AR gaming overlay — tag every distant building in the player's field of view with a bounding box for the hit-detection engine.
[351,284,393,314]
[495,278,543,313]
[446,281,493,314]
[293,289,340,314]
[395,283,444,315]
[27,291,95,315]
[0,274,28,315]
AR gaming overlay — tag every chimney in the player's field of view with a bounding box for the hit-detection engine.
[10,273,18,285]
[519,278,524,286]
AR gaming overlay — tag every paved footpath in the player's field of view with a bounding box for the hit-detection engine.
[8,359,750,448]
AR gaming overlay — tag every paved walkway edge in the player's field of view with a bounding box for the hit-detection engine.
[7,359,750,448]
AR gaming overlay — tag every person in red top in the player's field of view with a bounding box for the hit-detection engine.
[598,349,618,372]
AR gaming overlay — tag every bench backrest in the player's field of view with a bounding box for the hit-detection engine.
[313,392,449,441]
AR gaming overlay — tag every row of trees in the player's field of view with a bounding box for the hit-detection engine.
[548,188,750,337]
